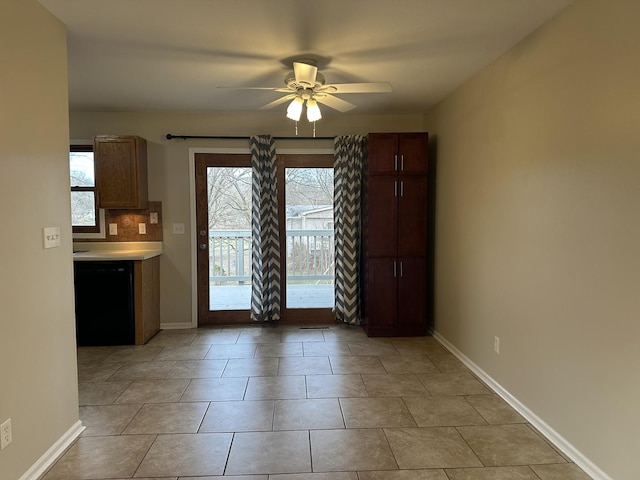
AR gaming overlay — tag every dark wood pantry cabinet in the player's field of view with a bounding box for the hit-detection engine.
[94,135,149,209]
[362,132,429,336]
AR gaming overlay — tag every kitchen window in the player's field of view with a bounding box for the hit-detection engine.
[70,144,100,233]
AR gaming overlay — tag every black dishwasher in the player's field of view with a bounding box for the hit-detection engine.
[73,261,135,346]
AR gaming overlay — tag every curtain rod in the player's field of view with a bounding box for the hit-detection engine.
[165,134,335,141]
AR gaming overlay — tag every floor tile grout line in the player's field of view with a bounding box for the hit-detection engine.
[241,374,249,401]
[379,427,401,472]
[107,379,133,405]
[453,424,489,468]
[222,431,236,476]
[462,394,493,426]
[308,429,314,473]
[337,396,348,429]
[130,432,158,479]
[176,377,193,403]
[117,402,144,435]
[304,374,309,400]
[195,401,213,434]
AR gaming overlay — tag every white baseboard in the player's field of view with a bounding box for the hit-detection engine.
[160,322,195,330]
[19,420,84,480]
[431,330,612,480]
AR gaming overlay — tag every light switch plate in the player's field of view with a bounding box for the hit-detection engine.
[109,223,118,235]
[173,223,185,235]
[43,226,61,249]
[138,223,146,234]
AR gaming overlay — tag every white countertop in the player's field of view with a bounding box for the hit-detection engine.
[72,241,163,261]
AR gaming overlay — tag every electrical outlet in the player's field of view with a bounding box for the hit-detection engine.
[149,212,158,224]
[494,336,500,354]
[1,418,12,450]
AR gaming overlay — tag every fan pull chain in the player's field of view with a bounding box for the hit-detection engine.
[312,121,316,138]
[294,121,298,136]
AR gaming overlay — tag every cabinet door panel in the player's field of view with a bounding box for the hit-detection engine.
[398,257,427,332]
[95,136,148,209]
[368,133,399,175]
[366,176,398,257]
[366,258,398,330]
[134,257,160,345]
[398,176,427,257]
[398,134,428,174]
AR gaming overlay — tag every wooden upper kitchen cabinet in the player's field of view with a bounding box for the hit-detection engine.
[362,132,429,337]
[94,135,148,209]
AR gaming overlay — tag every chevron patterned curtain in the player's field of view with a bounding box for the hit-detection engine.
[250,135,281,322]
[333,135,367,325]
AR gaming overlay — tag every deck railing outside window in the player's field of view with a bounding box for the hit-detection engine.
[209,229,334,285]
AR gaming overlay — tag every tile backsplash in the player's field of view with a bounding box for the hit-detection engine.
[78,201,163,242]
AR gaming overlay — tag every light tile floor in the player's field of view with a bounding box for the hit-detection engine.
[43,324,593,480]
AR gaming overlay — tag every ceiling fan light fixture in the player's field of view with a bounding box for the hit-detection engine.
[286,96,304,121]
[227,59,392,118]
[306,99,322,122]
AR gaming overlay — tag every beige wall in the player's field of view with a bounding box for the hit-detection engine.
[0,1,80,478]
[424,1,640,479]
[69,111,423,325]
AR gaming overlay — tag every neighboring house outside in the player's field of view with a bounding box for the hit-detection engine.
[286,205,334,281]
[286,205,334,231]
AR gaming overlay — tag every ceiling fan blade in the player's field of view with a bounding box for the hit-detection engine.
[293,61,318,87]
[315,94,357,113]
[319,82,392,94]
[217,86,282,90]
[259,94,296,110]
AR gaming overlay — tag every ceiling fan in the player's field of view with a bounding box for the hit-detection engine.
[220,59,392,122]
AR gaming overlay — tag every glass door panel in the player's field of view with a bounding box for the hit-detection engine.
[285,167,335,309]
[206,166,252,311]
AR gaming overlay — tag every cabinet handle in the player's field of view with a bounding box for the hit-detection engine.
[393,261,397,277]
[400,155,404,171]
[400,261,403,277]
[394,154,398,171]
[400,180,404,197]
[394,180,398,197]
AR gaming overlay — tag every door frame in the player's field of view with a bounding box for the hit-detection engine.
[188,146,334,328]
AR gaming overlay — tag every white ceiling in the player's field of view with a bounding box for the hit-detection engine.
[40,0,572,116]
